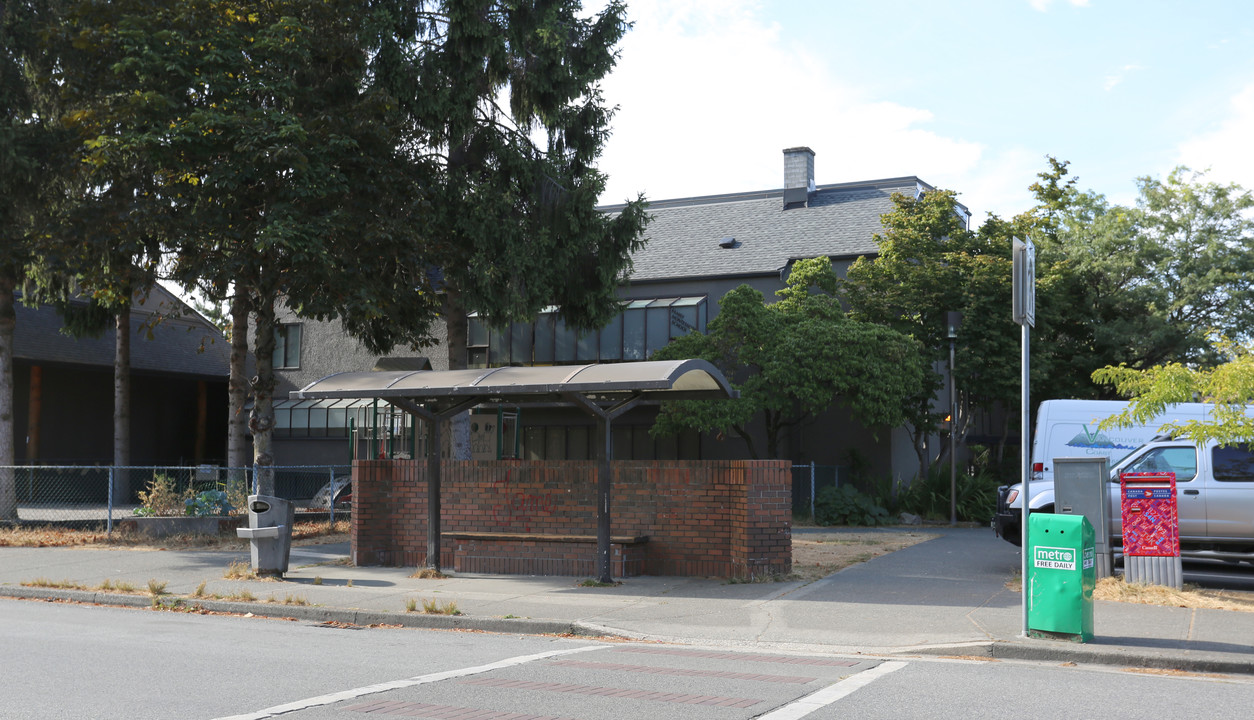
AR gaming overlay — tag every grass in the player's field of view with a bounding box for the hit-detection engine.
[410,568,448,580]
[223,560,257,580]
[1006,573,1254,613]
[418,597,461,615]
[266,593,309,606]
[578,579,621,588]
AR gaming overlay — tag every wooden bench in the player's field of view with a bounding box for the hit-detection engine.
[441,532,649,577]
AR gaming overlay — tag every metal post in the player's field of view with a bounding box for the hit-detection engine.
[107,467,114,535]
[810,461,816,523]
[1020,323,1031,635]
[427,418,442,571]
[950,337,957,526]
[328,466,335,525]
[597,416,613,584]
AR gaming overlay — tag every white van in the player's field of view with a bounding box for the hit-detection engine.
[993,399,1213,545]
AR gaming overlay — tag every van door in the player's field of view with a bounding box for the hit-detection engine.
[1114,444,1204,539]
[1205,443,1254,540]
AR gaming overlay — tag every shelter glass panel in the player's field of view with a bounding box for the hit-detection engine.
[567,425,590,460]
[534,313,556,363]
[599,313,623,360]
[554,318,577,362]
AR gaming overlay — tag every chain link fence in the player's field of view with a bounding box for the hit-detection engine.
[791,463,847,522]
[0,465,351,529]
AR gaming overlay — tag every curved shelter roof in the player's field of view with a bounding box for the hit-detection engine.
[289,358,736,408]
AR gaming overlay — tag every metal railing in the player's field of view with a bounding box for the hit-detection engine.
[0,465,350,531]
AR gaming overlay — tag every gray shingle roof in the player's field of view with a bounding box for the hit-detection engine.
[607,176,941,282]
[13,288,230,378]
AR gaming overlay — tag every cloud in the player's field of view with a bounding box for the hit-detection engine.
[596,0,983,206]
[1175,83,1254,191]
[1103,64,1145,91]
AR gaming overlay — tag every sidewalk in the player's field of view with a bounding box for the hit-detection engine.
[2,527,1253,675]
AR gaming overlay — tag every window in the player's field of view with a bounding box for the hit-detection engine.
[273,324,302,369]
[1212,444,1254,482]
[1122,447,1197,482]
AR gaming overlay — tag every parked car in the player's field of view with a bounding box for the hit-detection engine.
[995,436,1254,562]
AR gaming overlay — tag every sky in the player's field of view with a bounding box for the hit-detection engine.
[591,0,1254,223]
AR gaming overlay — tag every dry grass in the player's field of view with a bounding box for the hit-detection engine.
[1095,576,1254,613]
[790,532,938,582]
[420,597,461,615]
[0,519,350,550]
[410,568,448,580]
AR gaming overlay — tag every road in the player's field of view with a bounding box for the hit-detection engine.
[5,599,1254,720]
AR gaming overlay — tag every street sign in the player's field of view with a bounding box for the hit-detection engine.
[1013,237,1035,327]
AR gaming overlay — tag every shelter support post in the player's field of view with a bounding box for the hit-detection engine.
[568,393,645,584]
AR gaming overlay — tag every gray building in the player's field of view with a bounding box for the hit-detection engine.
[267,147,967,484]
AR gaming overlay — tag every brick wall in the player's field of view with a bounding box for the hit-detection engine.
[350,459,791,579]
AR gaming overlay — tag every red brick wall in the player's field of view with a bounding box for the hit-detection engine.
[350,459,791,579]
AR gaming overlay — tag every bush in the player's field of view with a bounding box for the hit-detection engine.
[815,485,890,527]
[134,474,188,517]
[896,462,1001,523]
[185,489,234,517]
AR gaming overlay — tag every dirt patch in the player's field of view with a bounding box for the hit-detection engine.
[0,520,349,550]
[790,531,937,582]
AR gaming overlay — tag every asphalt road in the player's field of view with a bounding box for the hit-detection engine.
[6,598,1254,720]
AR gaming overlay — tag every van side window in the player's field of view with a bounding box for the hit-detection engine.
[1123,447,1198,482]
[1212,444,1254,482]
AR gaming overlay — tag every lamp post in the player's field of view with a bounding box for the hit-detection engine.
[946,311,963,526]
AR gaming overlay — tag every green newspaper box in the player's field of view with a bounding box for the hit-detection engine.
[1027,513,1095,642]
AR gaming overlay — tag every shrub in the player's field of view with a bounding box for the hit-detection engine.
[185,489,234,517]
[134,474,188,517]
[896,462,1001,523]
[814,485,890,527]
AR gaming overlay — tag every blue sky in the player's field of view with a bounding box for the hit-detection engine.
[594,0,1254,223]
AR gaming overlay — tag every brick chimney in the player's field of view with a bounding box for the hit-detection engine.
[783,147,815,208]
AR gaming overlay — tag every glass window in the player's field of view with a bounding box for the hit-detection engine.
[273,324,301,369]
[576,329,598,362]
[567,425,590,460]
[599,313,623,360]
[534,313,556,363]
[290,405,310,437]
[273,406,291,438]
[328,406,348,438]
[1213,444,1254,482]
[524,426,545,460]
[510,322,532,365]
[554,317,576,362]
[1123,446,1197,482]
[309,404,328,437]
[646,306,670,356]
[622,305,646,361]
[489,326,509,366]
[545,427,566,459]
[468,316,489,347]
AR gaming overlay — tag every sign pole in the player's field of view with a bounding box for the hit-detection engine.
[1012,237,1035,636]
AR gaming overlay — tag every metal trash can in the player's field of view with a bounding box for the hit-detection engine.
[1027,512,1095,643]
[236,494,295,576]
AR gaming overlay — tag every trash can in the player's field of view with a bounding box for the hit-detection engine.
[236,494,295,576]
[1027,513,1095,642]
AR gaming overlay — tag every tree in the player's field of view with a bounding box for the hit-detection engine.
[1,0,69,520]
[1092,344,1254,445]
[651,257,925,459]
[54,0,443,493]
[379,0,650,457]
[840,189,1013,479]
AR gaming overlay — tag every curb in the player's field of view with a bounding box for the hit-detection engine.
[0,586,618,639]
[909,638,1254,677]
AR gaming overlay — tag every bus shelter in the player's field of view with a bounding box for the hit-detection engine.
[290,359,736,582]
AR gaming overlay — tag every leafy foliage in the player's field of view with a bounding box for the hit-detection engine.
[134,474,187,517]
[651,257,925,458]
[184,490,235,517]
[814,485,889,527]
[1093,343,1254,445]
[893,463,1001,523]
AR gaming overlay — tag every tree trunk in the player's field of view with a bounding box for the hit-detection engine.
[112,303,131,501]
[250,295,277,496]
[228,291,250,487]
[0,272,17,521]
[443,288,471,461]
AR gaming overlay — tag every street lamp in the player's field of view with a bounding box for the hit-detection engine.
[946,311,963,526]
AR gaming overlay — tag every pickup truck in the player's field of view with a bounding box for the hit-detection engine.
[994,437,1254,562]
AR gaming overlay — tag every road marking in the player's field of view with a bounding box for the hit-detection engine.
[756,660,908,720]
[211,645,601,720]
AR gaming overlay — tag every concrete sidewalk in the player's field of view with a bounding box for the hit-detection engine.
[2,527,1253,675]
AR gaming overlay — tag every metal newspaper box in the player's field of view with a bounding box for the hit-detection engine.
[1027,513,1095,643]
[1119,471,1182,588]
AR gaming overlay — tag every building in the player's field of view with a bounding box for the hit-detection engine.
[11,284,231,475]
[267,146,967,484]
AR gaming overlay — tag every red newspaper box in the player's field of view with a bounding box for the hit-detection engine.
[1119,471,1180,557]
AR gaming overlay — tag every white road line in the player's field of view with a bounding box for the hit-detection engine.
[756,660,908,720]
[211,645,601,720]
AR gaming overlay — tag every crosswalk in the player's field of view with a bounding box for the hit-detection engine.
[218,644,902,720]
